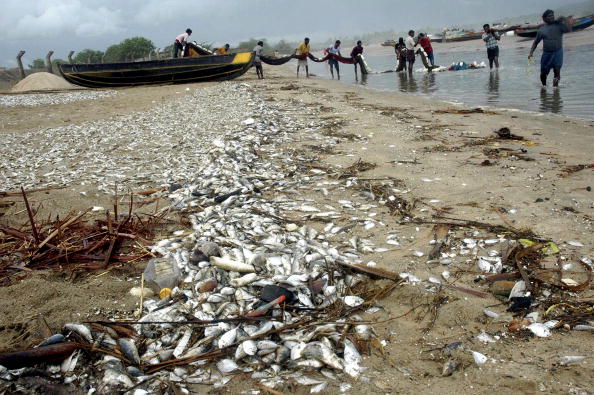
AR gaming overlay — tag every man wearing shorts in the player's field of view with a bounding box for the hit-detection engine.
[482,24,500,70]
[295,38,311,78]
[529,9,571,87]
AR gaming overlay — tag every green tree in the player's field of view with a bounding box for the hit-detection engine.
[119,37,156,61]
[104,44,124,63]
[73,49,104,64]
[273,39,294,54]
[28,58,45,69]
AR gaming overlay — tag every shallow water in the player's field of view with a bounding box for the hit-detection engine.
[306,43,594,119]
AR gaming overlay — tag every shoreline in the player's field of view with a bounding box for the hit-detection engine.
[0,64,593,393]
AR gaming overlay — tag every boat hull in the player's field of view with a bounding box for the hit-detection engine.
[516,15,594,38]
[59,52,254,88]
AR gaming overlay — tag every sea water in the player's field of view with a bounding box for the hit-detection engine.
[306,43,594,120]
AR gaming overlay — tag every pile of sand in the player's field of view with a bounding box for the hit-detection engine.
[11,72,77,92]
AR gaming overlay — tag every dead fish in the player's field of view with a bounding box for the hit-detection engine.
[218,328,238,349]
[242,340,258,356]
[217,358,239,374]
[229,273,258,287]
[64,323,93,343]
[117,338,140,364]
[173,328,193,358]
[343,339,363,377]
[211,256,255,272]
[302,342,344,371]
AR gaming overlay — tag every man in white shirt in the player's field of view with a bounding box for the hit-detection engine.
[405,30,416,73]
[174,28,192,58]
[327,40,342,80]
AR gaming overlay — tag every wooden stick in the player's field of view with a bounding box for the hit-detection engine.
[35,209,90,251]
[20,187,40,246]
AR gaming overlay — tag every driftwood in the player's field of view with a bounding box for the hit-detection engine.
[0,342,79,369]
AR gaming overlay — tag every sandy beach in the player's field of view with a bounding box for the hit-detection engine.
[1,43,593,393]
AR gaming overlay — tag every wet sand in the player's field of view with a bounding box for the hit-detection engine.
[1,57,593,393]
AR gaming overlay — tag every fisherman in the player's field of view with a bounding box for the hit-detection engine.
[418,33,435,66]
[482,24,501,70]
[216,44,231,55]
[405,30,416,73]
[294,37,311,78]
[395,37,406,72]
[254,41,264,79]
[174,28,192,58]
[327,40,342,80]
[529,9,571,87]
[350,40,364,79]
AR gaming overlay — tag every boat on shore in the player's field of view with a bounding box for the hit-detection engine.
[59,44,253,88]
[515,14,594,38]
[431,29,483,43]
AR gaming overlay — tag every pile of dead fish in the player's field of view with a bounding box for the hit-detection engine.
[0,90,116,107]
[0,83,380,393]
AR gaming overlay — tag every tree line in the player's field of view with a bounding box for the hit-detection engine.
[26,36,305,68]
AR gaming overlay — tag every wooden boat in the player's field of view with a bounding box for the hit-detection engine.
[59,49,254,88]
[443,30,484,42]
[515,14,594,38]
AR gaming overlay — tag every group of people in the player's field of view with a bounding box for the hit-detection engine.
[173,8,572,88]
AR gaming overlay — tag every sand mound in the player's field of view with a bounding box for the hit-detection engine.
[11,72,77,92]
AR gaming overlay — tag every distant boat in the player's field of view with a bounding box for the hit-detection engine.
[381,40,396,47]
[515,14,594,38]
[59,48,254,88]
[432,29,483,43]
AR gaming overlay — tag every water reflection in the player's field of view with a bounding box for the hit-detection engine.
[487,71,500,103]
[421,73,436,94]
[539,87,563,114]
[397,72,418,93]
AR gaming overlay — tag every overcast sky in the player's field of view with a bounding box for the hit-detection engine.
[0,0,587,67]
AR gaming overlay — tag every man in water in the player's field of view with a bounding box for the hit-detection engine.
[216,44,231,55]
[482,24,500,70]
[418,33,434,66]
[395,37,406,72]
[327,40,342,80]
[405,30,416,73]
[350,40,364,79]
[529,9,571,87]
[254,41,264,79]
[174,28,192,58]
[294,38,311,78]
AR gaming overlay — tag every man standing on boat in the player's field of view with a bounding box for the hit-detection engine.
[405,30,417,74]
[529,9,571,87]
[482,24,500,70]
[216,44,231,55]
[174,28,192,58]
[351,41,364,80]
[294,38,311,78]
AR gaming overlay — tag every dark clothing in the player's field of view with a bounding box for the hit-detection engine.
[350,45,364,59]
[406,49,415,62]
[535,22,569,52]
[541,48,563,72]
[173,41,184,58]
[487,47,499,60]
[419,37,433,54]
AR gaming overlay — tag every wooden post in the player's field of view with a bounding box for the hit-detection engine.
[16,51,26,80]
[146,51,151,61]
[101,53,106,63]
[155,48,161,60]
[45,51,54,74]
[68,51,75,64]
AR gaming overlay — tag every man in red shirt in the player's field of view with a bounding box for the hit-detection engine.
[350,40,364,79]
[418,33,434,66]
